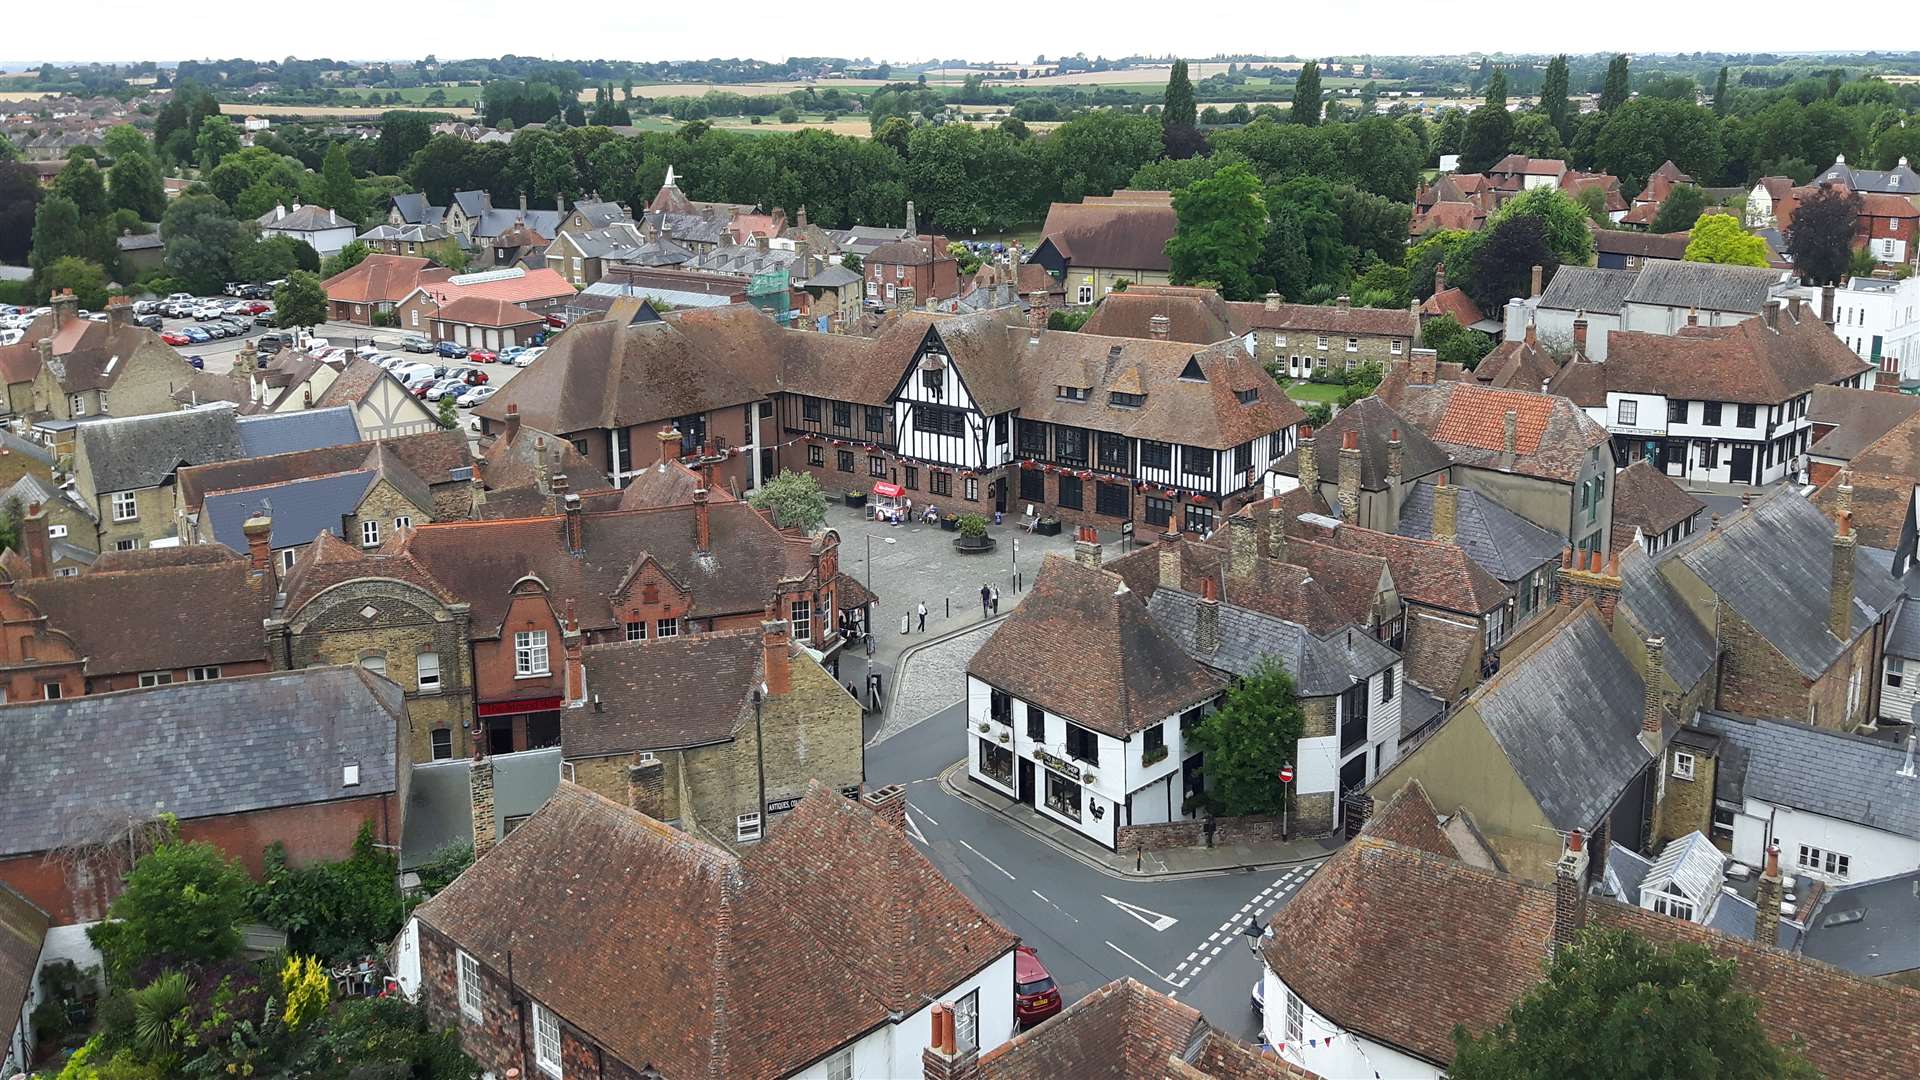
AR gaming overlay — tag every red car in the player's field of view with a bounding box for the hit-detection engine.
[1013,946,1061,1028]
[161,331,190,346]
[244,301,270,314]
[468,349,496,364]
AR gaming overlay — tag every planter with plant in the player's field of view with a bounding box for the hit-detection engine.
[1143,745,1169,766]
[1034,516,1062,537]
[940,513,960,532]
[845,489,867,509]
[953,513,995,553]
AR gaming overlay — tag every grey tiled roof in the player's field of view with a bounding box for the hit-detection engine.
[1146,588,1398,697]
[1693,711,1920,841]
[205,468,377,551]
[400,748,563,870]
[78,406,242,492]
[234,407,360,458]
[477,208,563,239]
[1703,889,1801,950]
[0,667,403,858]
[1617,544,1717,690]
[1397,481,1564,584]
[1887,600,1920,661]
[1677,491,1902,678]
[1605,844,1653,902]
[1474,611,1651,831]
[1537,266,1638,315]
[1623,261,1779,314]
[1800,870,1919,977]
[0,429,54,468]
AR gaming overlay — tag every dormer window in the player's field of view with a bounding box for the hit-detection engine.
[1109,391,1144,408]
[1178,358,1206,382]
[1057,385,1088,402]
[1236,388,1258,405]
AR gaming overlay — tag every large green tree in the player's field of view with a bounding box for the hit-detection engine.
[272,270,329,331]
[1684,214,1771,267]
[1539,55,1571,139]
[108,148,166,222]
[375,110,436,175]
[161,193,247,295]
[1291,62,1322,127]
[1592,99,1724,194]
[28,193,87,273]
[36,255,110,309]
[1459,213,1559,313]
[1041,111,1162,204]
[1451,929,1817,1080]
[318,141,361,223]
[87,837,252,983]
[1189,659,1304,816]
[1486,187,1594,265]
[1713,66,1732,117]
[1785,185,1861,284]
[1459,105,1514,174]
[102,123,149,164]
[1485,67,1507,111]
[1649,184,1710,233]
[0,160,39,263]
[1168,162,1268,300]
[1599,54,1631,112]
[194,114,242,172]
[1162,59,1202,158]
[747,469,829,531]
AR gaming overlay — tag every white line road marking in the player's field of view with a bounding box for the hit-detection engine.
[1030,890,1080,922]
[1104,896,1180,932]
[911,804,939,825]
[903,812,928,845]
[1105,940,1174,984]
[957,839,1015,880]
[1032,890,1050,903]
[1174,961,1188,972]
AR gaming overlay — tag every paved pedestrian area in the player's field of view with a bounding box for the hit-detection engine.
[870,621,1001,743]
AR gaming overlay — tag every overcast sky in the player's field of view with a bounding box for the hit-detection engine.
[7,3,1887,66]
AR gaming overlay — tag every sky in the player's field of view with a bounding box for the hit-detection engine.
[4,2,1894,66]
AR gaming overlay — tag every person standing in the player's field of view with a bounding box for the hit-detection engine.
[990,586,1000,616]
[917,601,928,632]
[980,583,991,618]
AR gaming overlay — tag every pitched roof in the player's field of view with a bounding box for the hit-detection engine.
[413,783,1016,1079]
[258,204,351,233]
[205,466,428,552]
[1358,778,1460,858]
[322,253,451,305]
[613,458,732,510]
[1593,230,1690,260]
[1469,607,1652,831]
[76,407,242,493]
[1536,265,1638,315]
[1610,459,1706,538]
[1318,518,1510,616]
[0,667,402,858]
[1396,481,1565,583]
[1809,385,1920,462]
[398,748,562,871]
[1009,335,1303,449]
[1381,379,1613,483]
[969,555,1225,736]
[0,882,48,1045]
[571,630,764,756]
[1148,586,1397,697]
[1266,835,1920,1076]
[1273,397,1450,491]
[1815,409,1920,548]
[1623,260,1780,314]
[233,406,361,457]
[1419,286,1484,328]
[1472,333,1563,392]
[1692,711,1920,840]
[1078,287,1238,345]
[416,266,575,307]
[1039,196,1178,272]
[1616,544,1717,691]
[1677,489,1902,677]
[16,552,271,675]
[1226,297,1418,340]
[176,429,473,513]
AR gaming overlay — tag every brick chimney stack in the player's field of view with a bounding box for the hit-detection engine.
[1264,292,1281,313]
[106,296,131,331]
[1195,575,1221,654]
[693,487,711,555]
[1073,524,1103,568]
[1434,262,1447,296]
[1754,843,1783,948]
[1027,290,1049,331]
[469,749,496,860]
[1821,284,1836,326]
[1148,313,1170,340]
[1432,480,1458,544]
[564,492,584,554]
[50,289,76,331]
[1409,347,1437,385]
[1877,354,1901,392]
[1572,312,1589,356]
[1226,513,1256,579]
[1157,531,1182,591]
[1641,635,1666,744]
[1264,501,1288,563]
[1830,511,1856,642]
[562,600,586,707]
[243,511,273,576]
[627,752,666,819]
[1337,429,1361,522]
[504,402,521,444]
[921,1001,981,1080]
[1386,428,1403,489]
[762,617,792,695]
[1550,828,1589,957]
[1501,409,1518,465]
[22,501,50,579]
[1835,470,1853,517]
[1529,263,1543,298]
[1556,548,1622,629]
[1297,426,1318,490]
[862,783,907,830]
[658,426,682,464]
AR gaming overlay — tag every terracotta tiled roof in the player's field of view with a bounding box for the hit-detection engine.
[1413,201,1485,234]
[15,557,271,677]
[322,253,451,305]
[1039,196,1178,272]
[1226,296,1417,339]
[1473,334,1562,392]
[1432,384,1554,454]
[1815,409,1920,548]
[1358,778,1459,857]
[416,266,574,306]
[1808,385,1920,462]
[478,420,608,496]
[413,782,1016,1079]
[1555,308,1872,407]
[613,459,734,510]
[1593,230,1690,260]
[1012,335,1302,449]
[571,629,762,755]
[1313,519,1508,616]
[1610,460,1705,541]
[1419,287,1483,327]
[1266,834,1920,1076]
[1078,287,1238,344]
[1379,380,1611,484]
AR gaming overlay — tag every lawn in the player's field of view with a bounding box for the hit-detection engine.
[1282,380,1345,404]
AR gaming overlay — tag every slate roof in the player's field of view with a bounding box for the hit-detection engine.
[1594,230,1690,260]
[969,555,1225,736]
[1469,608,1651,831]
[412,782,1017,1080]
[205,469,384,552]
[1272,397,1450,491]
[0,882,48,1047]
[1616,544,1717,691]
[1677,490,1902,677]
[0,667,402,858]
[389,192,442,226]
[1266,835,1920,1076]
[1800,870,1920,978]
[1147,586,1397,697]
[1396,480,1564,583]
[234,406,360,458]
[398,748,562,871]
[1039,194,1178,272]
[1536,265,1638,315]
[1815,157,1920,195]
[115,232,165,252]
[16,551,271,676]
[1815,409,1920,549]
[258,204,352,233]
[1623,260,1780,313]
[570,630,764,756]
[1809,385,1920,462]
[176,429,473,513]
[1691,711,1920,840]
[1609,460,1705,540]
[77,407,243,493]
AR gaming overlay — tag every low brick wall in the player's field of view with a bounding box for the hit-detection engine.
[1116,813,1287,852]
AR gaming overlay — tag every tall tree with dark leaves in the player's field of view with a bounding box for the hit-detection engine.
[1539,55,1571,139]
[1600,55,1631,113]
[0,160,40,264]
[1713,66,1731,117]
[1167,162,1268,300]
[318,142,361,224]
[1291,62,1322,127]
[27,194,86,274]
[1485,67,1507,111]
[374,111,435,176]
[1459,104,1514,174]
[1161,59,1203,159]
[1786,185,1861,285]
[108,149,166,223]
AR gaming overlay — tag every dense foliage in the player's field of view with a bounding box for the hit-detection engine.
[748,469,830,531]
[1189,659,1304,816]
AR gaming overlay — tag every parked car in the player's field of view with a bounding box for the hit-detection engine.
[424,378,466,402]
[545,313,565,328]
[257,334,284,356]
[407,375,441,397]
[456,384,497,408]
[498,346,526,364]
[132,314,163,330]
[455,367,489,386]
[467,349,497,364]
[1251,977,1264,1015]
[165,292,194,305]
[182,326,211,343]
[1013,947,1061,1029]
[513,346,547,368]
[161,331,191,346]
[435,340,466,358]
[132,299,163,316]
[401,335,434,354]
[392,362,437,384]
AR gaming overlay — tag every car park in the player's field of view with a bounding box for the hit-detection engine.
[182,326,211,344]
[392,361,438,384]
[253,311,275,327]
[0,329,20,348]
[456,385,497,408]
[467,349,497,364]
[424,378,466,402]
[435,340,465,358]
[513,346,547,368]
[401,335,434,354]
[133,314,163,330]
[161,331,191,346]
[1013,947,1061,1029]
[454,367,489,386]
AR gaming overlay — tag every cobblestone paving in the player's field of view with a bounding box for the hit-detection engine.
[871,621,1000,744]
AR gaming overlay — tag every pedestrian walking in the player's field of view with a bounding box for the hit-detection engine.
[916,601,927,632]
[980,583,991,618]
[990,586,1000,615]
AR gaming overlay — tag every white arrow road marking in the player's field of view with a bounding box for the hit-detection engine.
[903,811,929,845]
[957,838,1015,880]
[1103,895,1179,932]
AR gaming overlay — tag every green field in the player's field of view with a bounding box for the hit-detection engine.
[328,85,481,107]
[1282,380,1345,404]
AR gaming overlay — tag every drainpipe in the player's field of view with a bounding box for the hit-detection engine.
[753,689,768,836]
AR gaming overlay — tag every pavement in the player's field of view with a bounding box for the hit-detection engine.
[866,698,1324,1042]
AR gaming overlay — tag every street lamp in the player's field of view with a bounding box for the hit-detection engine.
[1242,917,1268,955]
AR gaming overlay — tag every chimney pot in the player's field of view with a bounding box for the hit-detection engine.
[1529,263,1543,298]
[861,783,908,831]
[658,426,682,464]
[1074,525,1103,569]
[763,618,793,694]
[1432,480,1459,544]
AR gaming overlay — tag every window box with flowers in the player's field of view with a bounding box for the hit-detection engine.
[1143,744,1168,766]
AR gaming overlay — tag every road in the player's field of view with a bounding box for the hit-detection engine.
[867,700,1316,1040]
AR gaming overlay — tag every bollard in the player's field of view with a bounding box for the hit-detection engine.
[945,597,950,619]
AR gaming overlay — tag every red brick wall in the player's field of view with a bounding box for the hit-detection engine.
[86,659,272,694]
[0,794,396,924]
[1717,608,1816,722]
[1808,460,1841,487]
[475,591,566,709]
[1117,814,1282,852]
